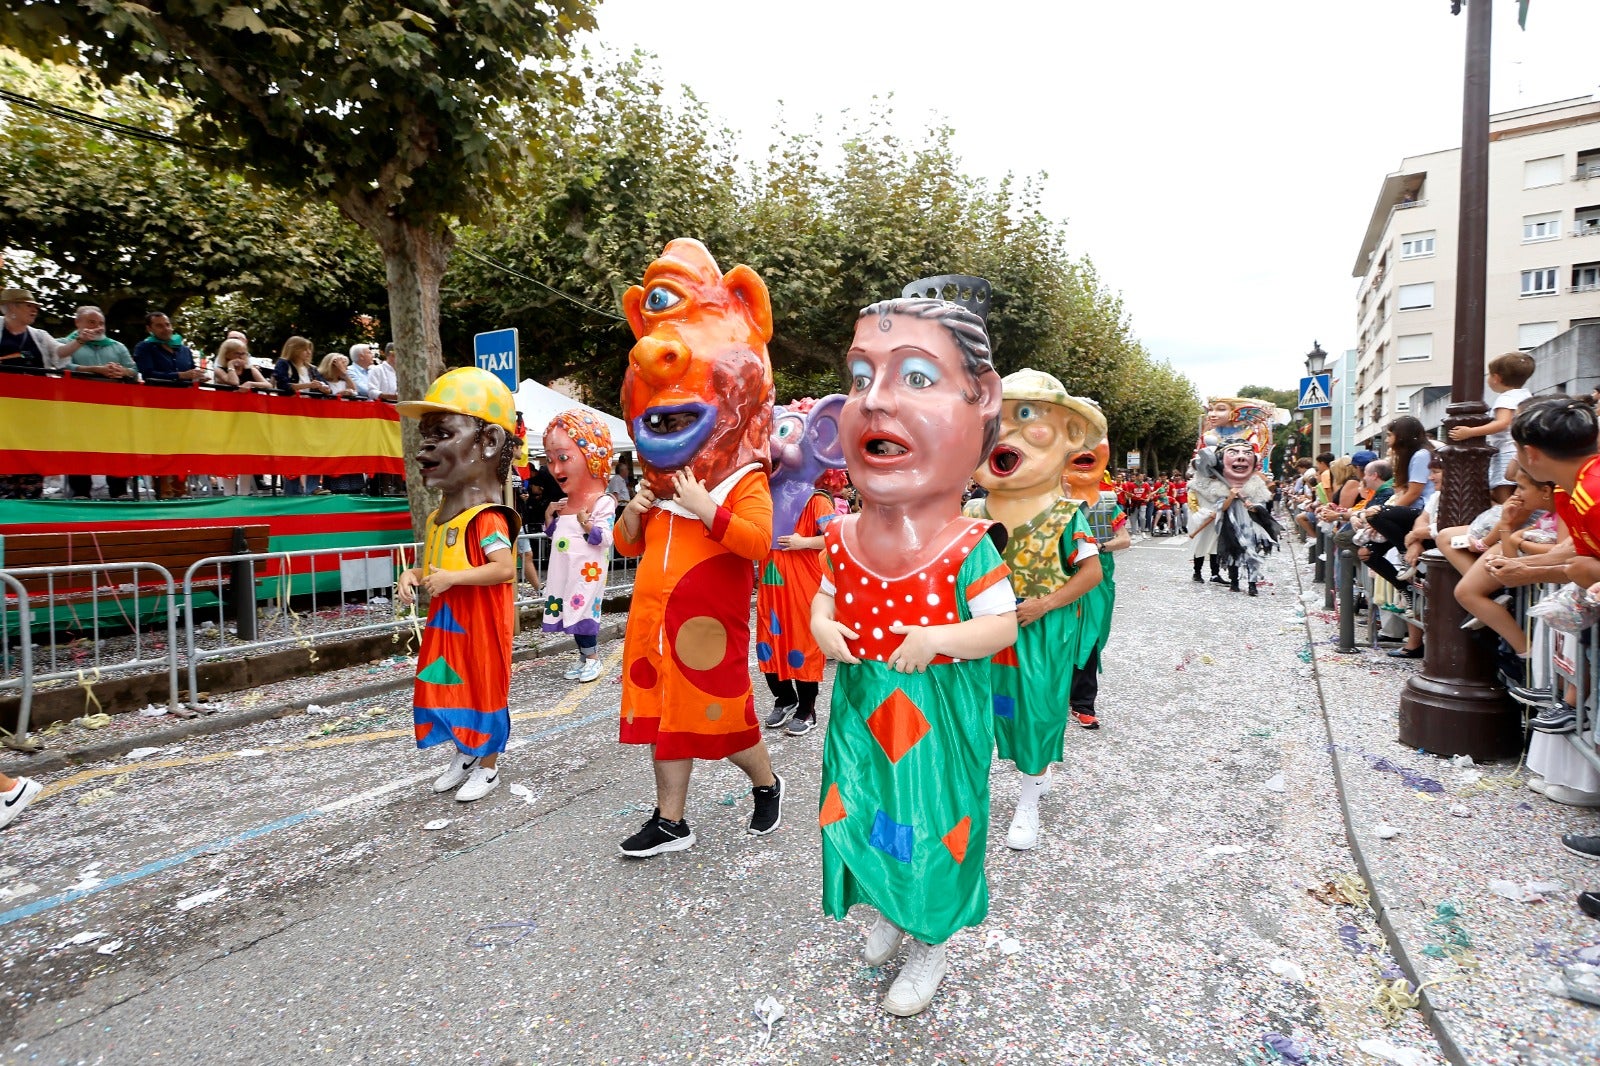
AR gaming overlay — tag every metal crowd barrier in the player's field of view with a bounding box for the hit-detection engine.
[1512,583,1600,777]
[0,562,181,737]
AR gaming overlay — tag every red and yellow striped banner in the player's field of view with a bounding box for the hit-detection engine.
[0,373,403,476]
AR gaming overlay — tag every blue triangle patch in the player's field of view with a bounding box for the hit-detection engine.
[427,602,467,635]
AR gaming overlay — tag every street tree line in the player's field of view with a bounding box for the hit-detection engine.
[0,18,1200,481]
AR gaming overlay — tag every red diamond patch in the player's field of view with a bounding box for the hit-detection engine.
[866,689,930,764]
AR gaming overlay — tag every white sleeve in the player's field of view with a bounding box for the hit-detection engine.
[967,577,1017,618]
[819,575,836,597]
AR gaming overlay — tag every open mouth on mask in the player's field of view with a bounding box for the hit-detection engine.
[988,446,1022,477]
[633,402,715,470]
[859,430,912,466]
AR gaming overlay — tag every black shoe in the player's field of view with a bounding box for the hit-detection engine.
[1376,634,1405,644]
[619,810,696,857]
[1562,834,1600,862]
[1579,891,1600,921]
[1531,704,1578,734]
[1209,575,1229,585]
[1248,583,1258,597]
[1509,684,1557,707]
[1192,571,1204,582]
[765,701,797,729]
[784,713,816,737]
[750,773,784,835]
[1387,646,1424,659]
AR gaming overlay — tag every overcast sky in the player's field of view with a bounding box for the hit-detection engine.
[591,0,1598,402]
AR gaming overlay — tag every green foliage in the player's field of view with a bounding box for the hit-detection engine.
[0,50,386,349]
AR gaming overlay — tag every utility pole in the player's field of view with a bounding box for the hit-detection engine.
[1398,0,1521,759]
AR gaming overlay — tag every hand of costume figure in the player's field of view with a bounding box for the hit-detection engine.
[812,617,861,665]
[777,534,822,551]
[671,468,716,523]
[396,568,420,606]
[420,566,456,597]
[886,622,938,673]
[546,500,564,525]
[574,508,591,529]
[623,486,656,523]
[1015,597,1051,627]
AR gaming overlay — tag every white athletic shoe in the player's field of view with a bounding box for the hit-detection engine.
[862,912,906,966]
[563,657,586,680]
[432,752,478,794]
[881,940,947,1017]
[455,766,501,803]
[1005,804,1040,851]
[578,656,602,683]
[0,776,42,831]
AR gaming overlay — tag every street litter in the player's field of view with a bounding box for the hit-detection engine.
[305,704,329,715]
[77,713,112,730]
[1374,822,1400,839]
[508,783,539,805]
[1205,844,1247,856]
[96,939,124,955]
[55,930,106,948]
[1448,803,1472,818]
[67,876,104,892]
[1263,773,1286,793]
[1450,755,1475,768]
[1487,878,1564,903]
[235,749,267,758]
[423,819,451,831]
[1357,1038,1432,1065]
[1268,959,1306,982]
[753,995,785,1047]
[1261,1033,1307,1064]
[466,918,538,949]
[125,747,164,761]
[0,883,39,903]
[137,704,168,718]
[175,887,228,911]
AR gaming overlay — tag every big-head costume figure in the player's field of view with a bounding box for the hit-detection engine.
[395,367,522,804]
[613,238,783,858]
[758,394,847,736]
[809,279,1019,1018]
[1189,440,1279,595]
[540,410,617,682]
[966,370,1105,851]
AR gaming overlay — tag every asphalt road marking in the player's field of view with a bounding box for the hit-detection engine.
[2,648,623,928]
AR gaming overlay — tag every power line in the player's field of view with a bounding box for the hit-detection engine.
[457,247,625,322]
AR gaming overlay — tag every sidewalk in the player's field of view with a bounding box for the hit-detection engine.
[1297,545,1600,1063]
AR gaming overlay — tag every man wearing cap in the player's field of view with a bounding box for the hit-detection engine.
[395,367,522,803]
[965,369,1104,851]
[0,288,59,371]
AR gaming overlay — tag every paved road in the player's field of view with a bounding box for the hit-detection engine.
[0,537,1444,1065]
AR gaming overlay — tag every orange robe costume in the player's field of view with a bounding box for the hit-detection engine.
[616,467,773,760]
[756,490,831,682]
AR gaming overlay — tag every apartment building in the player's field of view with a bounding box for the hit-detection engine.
[1351,95,1600,447]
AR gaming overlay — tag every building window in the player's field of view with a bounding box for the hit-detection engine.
[1579,148,1600,180]
[1574,262,1600,293]
[1400,231,1435,259]
[1521,268,1558,297]
[1577,205,1600,237]
[1524,212,1562,242]
[1525,155,1564,189]
[1397,282,1434,310]
[1518,322,1559,351]
[1395,334,1433,362]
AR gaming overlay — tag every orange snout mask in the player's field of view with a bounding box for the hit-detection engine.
[621,238,775,498]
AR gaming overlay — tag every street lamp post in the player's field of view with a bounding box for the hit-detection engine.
[1305,342,1329,579]
[1397,0,1520,759]
[1305,341,1328,461]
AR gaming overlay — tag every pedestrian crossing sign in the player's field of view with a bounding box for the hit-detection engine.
[1298,374,1331,411]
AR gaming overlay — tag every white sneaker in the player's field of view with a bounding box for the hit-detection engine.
[862,912,905,966]
[0,776,42,831]
[881,940,947,1017]
[1544,784,1600,808]
[1005,804,1040,850]
[455,766,501,802]
[1528,776,1548,795]
[578,657,602,683]
[432,752,478,794]
[562,657,585,681]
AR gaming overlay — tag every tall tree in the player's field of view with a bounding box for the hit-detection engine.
[1,0,596,533]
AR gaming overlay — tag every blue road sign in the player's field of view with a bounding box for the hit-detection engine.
[473,328,519,394]
[1298,373,1331,411]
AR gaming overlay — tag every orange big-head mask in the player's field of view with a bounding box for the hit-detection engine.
[1064,440,1112,504]
[621,238,775,498]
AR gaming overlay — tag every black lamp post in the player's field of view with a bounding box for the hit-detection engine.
[1305,341,1328,458]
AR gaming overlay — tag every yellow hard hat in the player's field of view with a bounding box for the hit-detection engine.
[396,367,517,434]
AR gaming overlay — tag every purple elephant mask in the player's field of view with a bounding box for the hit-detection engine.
[768,394,846,548]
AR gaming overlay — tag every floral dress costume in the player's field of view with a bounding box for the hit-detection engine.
[542,493,616,639]
[818,516,1015,944]
[964,496,1102,775]
[413,503,519,758]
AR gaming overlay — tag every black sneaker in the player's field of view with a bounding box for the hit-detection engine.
[1531,703,1579,734]
[749,773,784,835]
[765,702,797,729]
[619,810,696,857]
[1579,891,1600,921]
[1509,684,1557,707]
[1209,575,1229,585]
[784,713,816,737]
[1562,833,1600,862]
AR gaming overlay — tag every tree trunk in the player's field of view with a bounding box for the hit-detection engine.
[339,197,454,541]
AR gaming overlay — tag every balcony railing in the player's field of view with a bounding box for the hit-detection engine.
[1571,282,1600,294]
[1574,224,1600,237]
[1573,164,1600,180]
[1395,198,1427,210]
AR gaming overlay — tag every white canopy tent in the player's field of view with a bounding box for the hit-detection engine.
[513,378,634,457]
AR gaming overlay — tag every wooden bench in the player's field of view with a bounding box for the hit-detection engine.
[0,526,271,637]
